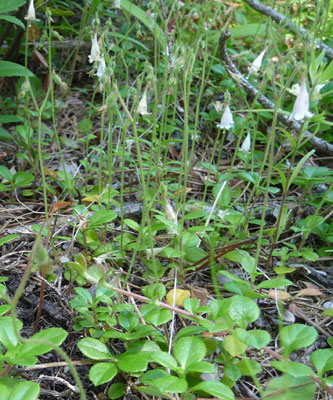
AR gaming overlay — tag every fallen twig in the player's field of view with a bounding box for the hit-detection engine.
[242,0,333,60]
[219,30,333,156]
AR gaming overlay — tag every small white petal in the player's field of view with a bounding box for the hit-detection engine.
[290,76,312,121]
[88,33,101,64]
[240,133,251,152]
[137,90,151,115]
[216,104,234,130]
[96,57,106,79]
[25,0,38,21]
[248,48,267,76]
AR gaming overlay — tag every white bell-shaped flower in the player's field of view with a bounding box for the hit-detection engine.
[88,33,101,64]
[96,57,106,79]
[216,104,234,130]
[25,0,38,22]
[290,75,313,120]
[240,133,251,152]
[248,48,267,76]
[138,90,151,116]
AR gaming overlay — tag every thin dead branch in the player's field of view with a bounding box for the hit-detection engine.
[219,30,333,156]
[242,0,333,60]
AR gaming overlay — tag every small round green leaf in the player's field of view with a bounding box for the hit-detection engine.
[10,381,40,400]
[271,361,314,377]
[78,338,112,360]
[310,348,333,377]
[107,383,126,399]
[174,336,206,370]
[192,381,234,400]
[280,324,318,357]
[118,354,148,372]
[235,328,271,349]
[89,362,117,386]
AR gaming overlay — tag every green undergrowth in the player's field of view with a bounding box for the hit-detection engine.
[0,0,333,399]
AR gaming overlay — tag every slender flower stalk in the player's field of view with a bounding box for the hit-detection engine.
[216,103,234,130]
[290,74,313,120]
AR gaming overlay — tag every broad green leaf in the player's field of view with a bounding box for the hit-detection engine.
[271,361,314,377]
[117,354,148,372]
[192,381,235,400]
[118,311,139,331]
[0,61,34,77]
[125,340,161,359]
[150,376,187,394]
[237,359,262,376]
[227,295,260,329]
[9,380,40,400]
[0,166,13,182]
[310,348,333,377]
[263,375,315,400]
[235,328,271,349]
[141,305,172,326]
[280,324,318,357]
[0,234,19,247]
[174,336,206,370]
[150,352,178,371]
[223,334,247,357]
[107,383,126,399]
[185,361,216,374]
[256,278,293,289]
[89,210,117,227]
[0,15,25,29]
[0,0,26,13]
[78,338,113,360]
[20,328,67,356]
[0,316,22,349]
[320,60,333,83]
[89,362,117,386]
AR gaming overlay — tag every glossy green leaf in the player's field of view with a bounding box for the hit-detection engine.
[0,316,22,349]
[78,338,113,360]
[192,381,235,400]
[256,278,293,289]
[117,354,148,372]
[223,334,247,357]
[107,383,126,399]
[271,361,314,377]
[150,351,178,371]
[227,295,260,329]
[280,324,318,357]
[235,328,271,349]
[0,0,26,14]
[263,375,315,400]
[0,61,34,77]
[174,336,206,370]
[89,362,117,386]
[150,376,187,394]
[0,234,19,247]
[20,327,68,356]
[310,348,333,377]
[89,210,117,227]
[237,359,262,376]
[9,380,40,400]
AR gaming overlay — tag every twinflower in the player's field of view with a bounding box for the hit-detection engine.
[137,90,151,116]
[240,133,251,152]
[290,74,313,121]
[248,47,267,76]
[25,0,39,23]
[96,56,106,79]
[88,33,101,64]
[216,104,234,130]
